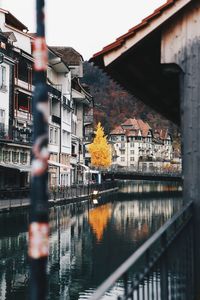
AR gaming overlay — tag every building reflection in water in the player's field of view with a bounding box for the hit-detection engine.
[119,180,182,193]
[0,181,183,300]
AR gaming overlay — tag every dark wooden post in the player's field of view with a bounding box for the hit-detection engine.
[180,38,200,300]
[28,0,49,299]
[159,3,200,298]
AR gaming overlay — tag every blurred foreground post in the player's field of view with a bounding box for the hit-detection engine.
[28,0,49,299]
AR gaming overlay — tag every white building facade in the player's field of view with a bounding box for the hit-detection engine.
[110,118,173,172]
[0,9,94,189]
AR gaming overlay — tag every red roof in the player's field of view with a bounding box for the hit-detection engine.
[121,118,140,129]
[92,0,181,59]
[122,118,151,137]
[110,125,125,135]
[111,118,151,137]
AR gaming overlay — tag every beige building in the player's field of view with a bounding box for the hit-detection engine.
[49,47,94,185]
[110,118,173,172]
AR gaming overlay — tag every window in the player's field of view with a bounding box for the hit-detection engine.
[20,152,28,164]
[51,98,60,117]
[121,157,125,162]
[120,150,125,155]
[130,150,134,155]
[54,128,58,144]
[18,97,29,112]
[12,151,19,163]
[0,109,5,132]
[142,163,147,171]
[130,142,134,148]
[3,150,10,162]
[111,136,117,141]
[49,127,53,144]
[63,130,70,147]
[121,136,125,141]
[130,157,134,161]
[149,163,154,171]
[49,127,59,145]
[63,108,71,124]
[0,66,6,90]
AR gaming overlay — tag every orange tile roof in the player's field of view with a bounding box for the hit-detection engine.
[111,118,151,137]
[110,125,125,135]
[121,118,139,128]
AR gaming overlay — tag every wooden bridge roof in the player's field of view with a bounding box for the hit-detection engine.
[90,0,193,124]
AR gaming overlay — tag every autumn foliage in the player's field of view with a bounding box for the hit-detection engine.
[88,122,111,167]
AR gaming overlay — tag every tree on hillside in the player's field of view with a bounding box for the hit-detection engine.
[88,122,111,168]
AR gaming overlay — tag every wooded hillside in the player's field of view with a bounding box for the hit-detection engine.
[82,62,180,140]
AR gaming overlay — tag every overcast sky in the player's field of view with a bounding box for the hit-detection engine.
[1,0,166,60]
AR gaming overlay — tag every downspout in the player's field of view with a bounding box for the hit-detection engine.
[59,91,62,185]
[9,58,14,140]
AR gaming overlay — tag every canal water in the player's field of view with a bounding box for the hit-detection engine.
[0,181,182,300]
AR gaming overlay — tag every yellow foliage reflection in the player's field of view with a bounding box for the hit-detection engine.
[89,204,112,241]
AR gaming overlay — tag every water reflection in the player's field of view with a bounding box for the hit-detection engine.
[0,181,183,299]
[89,204,112,242]
[119,180,182,193]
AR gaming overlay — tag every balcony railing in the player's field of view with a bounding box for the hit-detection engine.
[63,95,72,110]
[15,109,32,121]
[13,127,33,144]
[0,125,33,144]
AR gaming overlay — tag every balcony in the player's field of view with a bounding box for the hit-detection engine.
[13,127,33,144]
[47,84,61,98]
[139,155,154,162]
[15,109,32,121]
[84,132,94,143]
[63,96,72,110]
[84,115,93,125]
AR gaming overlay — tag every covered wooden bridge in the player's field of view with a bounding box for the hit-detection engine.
[90,0,200,298]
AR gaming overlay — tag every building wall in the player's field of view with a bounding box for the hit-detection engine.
[111,133,172,171]
[0,61,10,131]
[0,11,32,54]
[76,102,84,139]
[60,72,72,156]
[161,2,200,67]
[70,64,83,78]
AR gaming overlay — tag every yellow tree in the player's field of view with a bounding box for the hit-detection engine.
[88,122,111,167]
